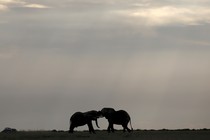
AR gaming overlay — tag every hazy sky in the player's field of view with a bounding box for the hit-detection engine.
[0,0,210,131]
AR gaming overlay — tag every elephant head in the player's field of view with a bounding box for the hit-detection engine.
[83,110,101,128]
[100,107,133,132]
[101,108,115,119]
[69,110,101,133]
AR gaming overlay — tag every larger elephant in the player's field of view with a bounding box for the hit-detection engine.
[69,110,101,133]
[100,108,133,132]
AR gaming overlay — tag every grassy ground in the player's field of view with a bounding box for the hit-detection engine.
[1,130,210,140]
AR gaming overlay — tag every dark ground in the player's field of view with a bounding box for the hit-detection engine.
[1,129,210,140]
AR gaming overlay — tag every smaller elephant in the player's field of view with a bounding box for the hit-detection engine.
[69,110,100,133]
[100,108,133,132]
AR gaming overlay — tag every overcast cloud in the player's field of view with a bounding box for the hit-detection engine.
[0,0,210,130]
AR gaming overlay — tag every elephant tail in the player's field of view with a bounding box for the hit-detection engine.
[129,119,133,131]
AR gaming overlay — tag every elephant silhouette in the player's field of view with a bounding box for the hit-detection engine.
[100,107,133,132]
[69,110,101,133]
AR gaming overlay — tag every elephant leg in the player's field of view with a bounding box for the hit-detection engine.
[69,124,75,133]
[127,127,131,132]
[109,123,114,132]
[107,125,111,133]
[111,125,115,132]
[122,124,131,132]
[87,122,95,133]
[123,127,126,132]
[107,123,114,133]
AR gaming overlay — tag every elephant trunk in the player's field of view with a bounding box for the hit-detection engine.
[95,119,100,128]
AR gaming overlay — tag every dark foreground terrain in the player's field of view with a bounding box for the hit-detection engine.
[1,129,210,140]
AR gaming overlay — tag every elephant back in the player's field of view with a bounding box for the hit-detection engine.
[71,112,83,119]
[70,112,87,126]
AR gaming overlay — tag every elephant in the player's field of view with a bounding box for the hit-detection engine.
[100,108,133,132]
[69,110,101,133]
